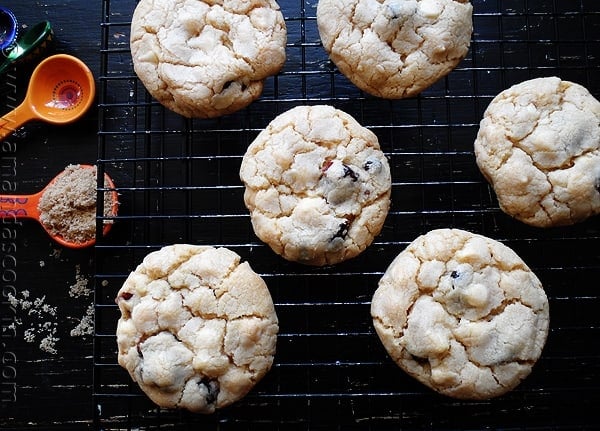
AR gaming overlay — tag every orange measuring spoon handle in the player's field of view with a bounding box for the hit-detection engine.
[0,101,35,141]
[0,192,41,220]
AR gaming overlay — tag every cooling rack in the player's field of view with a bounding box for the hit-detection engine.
[94,0,600,429]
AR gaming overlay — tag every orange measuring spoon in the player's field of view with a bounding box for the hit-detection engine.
[0,165,119,248]
[0,53,95,140]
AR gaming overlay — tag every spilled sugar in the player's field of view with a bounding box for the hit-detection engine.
[8,290,59,355]
[70,304,94,337]
[68,265,95,337]
[69,264,92,298]
[8,264,96,355]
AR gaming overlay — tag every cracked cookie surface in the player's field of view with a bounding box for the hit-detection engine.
[239,105,392,266]
[116,245,278,413]
[371,228,549,399]
[317,0,473,99]
[130,0,286,118]
[475,77,600,227]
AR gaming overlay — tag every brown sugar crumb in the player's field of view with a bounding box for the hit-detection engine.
[8,290,60,355]
[37,164,115,244]
[69,264,92,298]
[70,304,94,337]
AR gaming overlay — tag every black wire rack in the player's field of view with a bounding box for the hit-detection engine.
[94,0,600,429]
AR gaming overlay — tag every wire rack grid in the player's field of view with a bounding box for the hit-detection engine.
[94,0,600,429]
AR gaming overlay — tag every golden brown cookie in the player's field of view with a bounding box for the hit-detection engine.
[371,229,549,399]
[130,0,287,118]
[239,105,392,266]
[474,77,600,227]
[116,245,278,413]
[317,0,473,98]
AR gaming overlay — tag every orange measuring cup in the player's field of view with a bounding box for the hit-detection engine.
[0,53,95,140]
[0,165,118,248]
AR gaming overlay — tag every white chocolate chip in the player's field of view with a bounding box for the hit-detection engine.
[462,283,489,308]
[419,0,443,19]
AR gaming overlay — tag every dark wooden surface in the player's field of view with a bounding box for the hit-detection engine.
[2,1,104,428]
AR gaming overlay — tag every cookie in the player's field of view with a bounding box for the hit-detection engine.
[115,245,279,413]
[239,105,392,266]
[317,0,473,99]
[474,77,600,227]
[130,0,287,118]
[371,228,549,399]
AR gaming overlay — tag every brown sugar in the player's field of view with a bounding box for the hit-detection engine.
[38,164,115,244]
